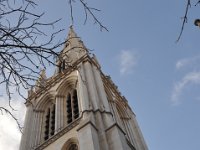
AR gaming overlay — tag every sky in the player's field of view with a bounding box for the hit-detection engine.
[0,0,200,150]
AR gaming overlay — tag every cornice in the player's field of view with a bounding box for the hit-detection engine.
[76,118,98,132]
[35,117,81,150]
[105,122,126,135]
[101,73,135,114]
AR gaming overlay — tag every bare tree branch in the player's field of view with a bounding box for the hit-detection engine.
[0,0,65,131]
[0,107,23,133]
[177,0,191,42]
[177,0,200,42]
[68,0,108,31]
[195,0,200,6]
[0,0,108,132]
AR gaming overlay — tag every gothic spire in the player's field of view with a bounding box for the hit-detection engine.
[55,26,88,74]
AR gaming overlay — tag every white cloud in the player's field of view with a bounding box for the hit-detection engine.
[171,71,200,105]
[176,55,200,70]
[119,50,138,75]
[0,97,26,150]
[176,58,190,69]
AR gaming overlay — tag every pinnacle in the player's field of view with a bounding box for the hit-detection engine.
[35,69,47,88]
[67,25,78,39]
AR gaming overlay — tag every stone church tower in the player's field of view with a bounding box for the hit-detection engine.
[19,26,148,150]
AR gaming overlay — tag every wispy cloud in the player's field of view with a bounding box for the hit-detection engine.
[119,50,138,75]
[171,71,200,105]
[172,54,200,105]
[176,55,200,70]
[0,97,25,150]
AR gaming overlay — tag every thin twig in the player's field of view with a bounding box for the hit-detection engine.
[176,0,191,42]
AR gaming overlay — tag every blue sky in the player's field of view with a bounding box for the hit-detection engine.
[0,0,200,149]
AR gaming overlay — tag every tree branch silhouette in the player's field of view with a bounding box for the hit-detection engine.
[177,0,200,42]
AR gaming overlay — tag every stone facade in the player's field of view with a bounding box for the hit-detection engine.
[19,26,148,150]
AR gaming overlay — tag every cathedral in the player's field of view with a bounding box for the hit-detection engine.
[19,26,148,150]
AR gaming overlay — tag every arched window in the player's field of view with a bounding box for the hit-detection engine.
[44,104,55,141]
[68,143,78,150]
[66,89,79,124]
[61,138,79,150]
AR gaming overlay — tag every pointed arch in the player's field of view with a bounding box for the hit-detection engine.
[56,74,80,125]
[34,92,55,110]
[30,92,56,144]
[61,138,79,150]
[56,74,78,96]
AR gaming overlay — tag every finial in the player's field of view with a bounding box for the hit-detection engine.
[35,69,47,88]
[40,69,47,80]
[69,24,73,29]
[67,25,77,39]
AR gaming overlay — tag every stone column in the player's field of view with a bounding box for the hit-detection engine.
[29,111,39,148]
[29,111,35,149]
[110,101,123,128]
[55,95,65,132]
[106,124,128,150]
[19,103,33,150]
[92,65,110,112]
[35,111,44,146]
[92,65,114,128]
[127,119,137,148]
[95,112,109,150]
[77,65,90,118]
[60,96,65,128]
[83,62,99,110]
[77,120,100,150]
[130,116,148,150]
[124,118,134,145]
[33,112,40,147]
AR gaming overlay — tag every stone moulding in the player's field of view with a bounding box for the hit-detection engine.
[35,118,81,150]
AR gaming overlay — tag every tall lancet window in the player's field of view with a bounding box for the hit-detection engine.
[66,89,79,124]
[44,104,56,141]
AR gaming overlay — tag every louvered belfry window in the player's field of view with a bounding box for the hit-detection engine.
[66,89,79,124]
[67,93,73,124]
[44,104,55,141]
[50,105,55,136]
[44,108,50,140]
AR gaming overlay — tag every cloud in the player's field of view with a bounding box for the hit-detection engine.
[119,50,138,75]
[0,97,26,150]
[176,58,190,69]
[176,55,200,70]
[171,71,200,105]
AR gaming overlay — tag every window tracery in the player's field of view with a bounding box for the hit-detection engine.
[44,104,55,141]
[66,89,79,124]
